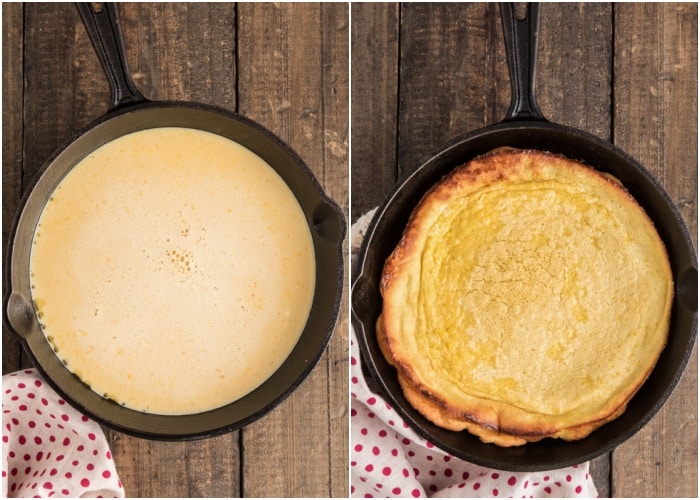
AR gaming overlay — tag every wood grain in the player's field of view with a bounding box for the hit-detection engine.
[2,2,24,375]
[350,2,399,222]
[611,3,697,497]
[237,3,348,497]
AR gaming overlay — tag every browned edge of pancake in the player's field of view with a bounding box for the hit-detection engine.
[377,148,673,447]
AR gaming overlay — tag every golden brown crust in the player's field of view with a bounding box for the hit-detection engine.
[378,148,673,446]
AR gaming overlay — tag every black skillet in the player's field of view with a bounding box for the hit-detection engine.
[351,3,697,471]
[3,3,345,440]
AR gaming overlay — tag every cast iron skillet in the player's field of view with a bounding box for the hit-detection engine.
[351,3,697,471]
[3,3,345,440]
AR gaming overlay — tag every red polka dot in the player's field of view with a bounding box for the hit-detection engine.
[445,468,453,477]
[360,428,368,435]
[382,467,391,476]
[87,463,95,471]
[544,486,552,494]
[57,399,65,405]
[34,380,42,387]
[18,383,26,389]
[364,464,373,472]
[367,397,376,405]
[61,414,69,422]
[492,488,499,496]
[378,429,387,437]
[508,476,517,486]
[350,356,357,365]
[411,489,421,498]
[61,490,69,496]
[43,482,53,489]
[491,472,500,479]
[391,448,398,457]
[65,472,72,479]
[102,470,111,479]
[36,451,43,461]
[575,485,583,494]
[34,436,42,445]
[354,444,362,452]
[425,441,434,448]
[392,487,401,495]
[106,450,112,460]
[18,404,27,411]
[402,468,410,478]
[18,435,26,445]
[41,398,49,406]
[566,474,572,482]
[80,478,90,488]
[63,437,70,446]
[463,471,470,480]
[474,482,481,491]
[372,446,380,456]
[50,469,57,477]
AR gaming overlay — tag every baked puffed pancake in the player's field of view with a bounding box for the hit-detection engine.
[378,148,673,446]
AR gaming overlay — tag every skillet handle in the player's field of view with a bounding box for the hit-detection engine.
[500,3,546,121]
[75,2,147,111]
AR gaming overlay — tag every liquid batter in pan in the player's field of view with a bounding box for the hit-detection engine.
[30,127,316,415]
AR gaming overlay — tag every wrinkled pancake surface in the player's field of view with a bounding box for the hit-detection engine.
[378,149,673,446]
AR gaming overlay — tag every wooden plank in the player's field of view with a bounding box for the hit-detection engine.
[350,2,399,222]
[611,3,698,497]
[237,3,347,497]
[397,3,510,177]
[356,2,615,494]
[538,5,613,494]
[119,2,236,109]
[2,2,24,375]
[104,4,241,497]
[537,3,612,137]
[14,4,243,497]
[321,3,351,495]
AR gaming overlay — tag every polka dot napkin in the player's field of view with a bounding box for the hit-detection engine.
[2,369,125,498]
[350,210,598,498]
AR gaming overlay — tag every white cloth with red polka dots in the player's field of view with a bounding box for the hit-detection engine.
[2,369,125,498]
[350,209,598,498]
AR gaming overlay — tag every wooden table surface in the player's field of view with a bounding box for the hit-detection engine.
[351,3,697,498]
[3,2,698,499]
[3,3,348,497]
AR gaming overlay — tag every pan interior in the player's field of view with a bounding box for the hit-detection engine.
[29,126,316,415]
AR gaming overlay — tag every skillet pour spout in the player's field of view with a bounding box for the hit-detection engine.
[3,2,346,439]
[351,2,696,471]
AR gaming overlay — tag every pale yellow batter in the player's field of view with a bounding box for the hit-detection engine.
[30,127,316,415]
